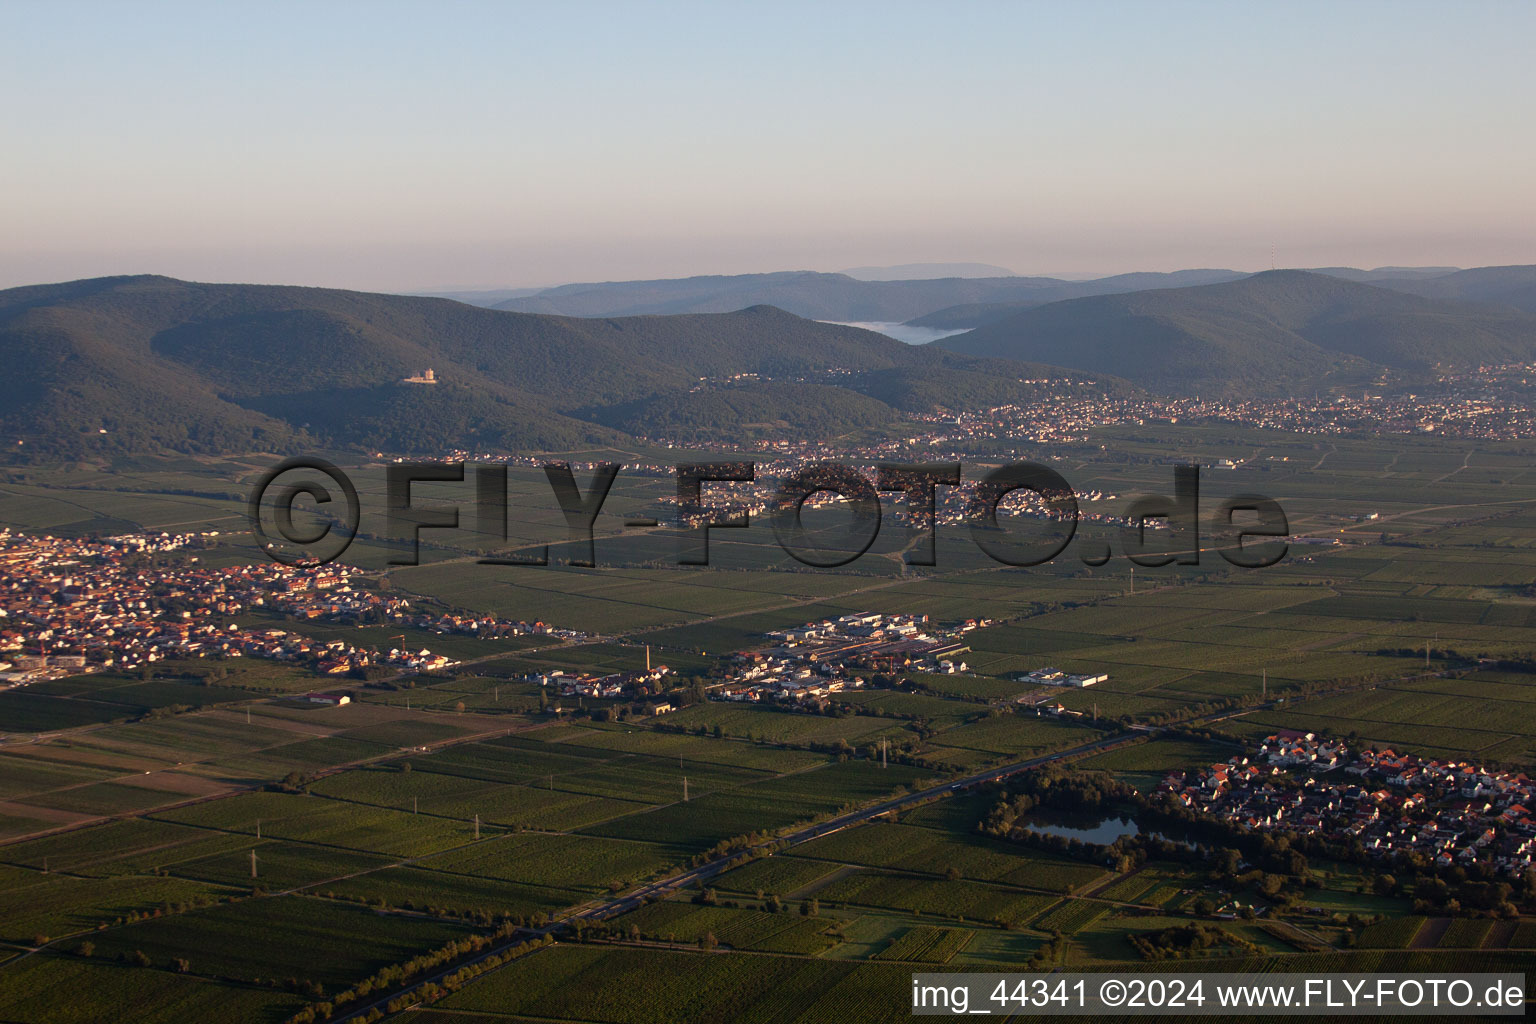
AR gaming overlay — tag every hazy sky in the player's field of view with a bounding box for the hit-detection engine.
[5,1,1534,291]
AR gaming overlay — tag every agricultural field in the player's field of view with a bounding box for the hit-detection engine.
[0,701,516,835]
[1033,898,1111,934]
[790,821,1108,893]
[1510,920,1536,948]
[150,790,485,858]
[871,924,973,963]
[434,944,923,1023]
[0,662,336,736]
[1074,737,1244,773]
[0,867,237,945]
[617,900,842,954]
[390,561,856,634]
[924,713,1104,761]
[654,703,910,746]
[813,869,1058,926]
[11,435,1536,1021]
[428,832,682,891]
[579,760,935,849]
[81,895,477,988]
[1224,678,1536,762]
[709,854,844,897]
[525,724,834,771]
[1438,917,1493,948]
[1358,915,1429,949]
[321,865,581,920]
[0,955,305,1024]
[0,818,233,876]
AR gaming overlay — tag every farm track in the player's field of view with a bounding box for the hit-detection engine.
[1431,451,1474,484]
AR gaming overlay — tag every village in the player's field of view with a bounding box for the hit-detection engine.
[711,611,984,703]
[1159,729,1536,877]
[613,361,1536,463]
[0,528,581,687]
[519,612,987,714]
[11,522,1536,887]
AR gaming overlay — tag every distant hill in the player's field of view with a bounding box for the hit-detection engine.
[492,271,1069,321]
[0,276,1084,458]
[493,269,1249,323]
[409,265,1536,327]
[905,270,1246,330]
[904,268,1479,332]
[406,287,547,307]
[935,270,1536,395]
[15,269,1517,458]
[1309,266,1461,284]
[1367,265,1536,313]
[839,262,1018,281]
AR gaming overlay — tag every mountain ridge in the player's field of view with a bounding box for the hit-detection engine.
[934,270,1536,395]
[490,269,1251,321]
[0,276,1084,459]
[1373,265,1536,313]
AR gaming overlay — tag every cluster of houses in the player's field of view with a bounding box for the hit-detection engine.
[767,613,976,668]
[0,529,568,687]
[1156,729,1536,876]
[280,630,459,677]
[708,612,983,705]
[712,658,863,705]
[891,368,1536,455]
[532,658,673,707]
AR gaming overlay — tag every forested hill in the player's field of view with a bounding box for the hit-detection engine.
[936,270,1536,395]
[0,275,1081,458]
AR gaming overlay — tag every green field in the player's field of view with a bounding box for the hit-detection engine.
[872,924,973,962]
[0,956,305,1024]
[435,943,925,1023]
[10,434,1536,1021]
[618,900,842,954]
[83,895,476,987]
[792,821,1108,892]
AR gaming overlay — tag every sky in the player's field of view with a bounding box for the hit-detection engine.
[4,0,1535,292]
